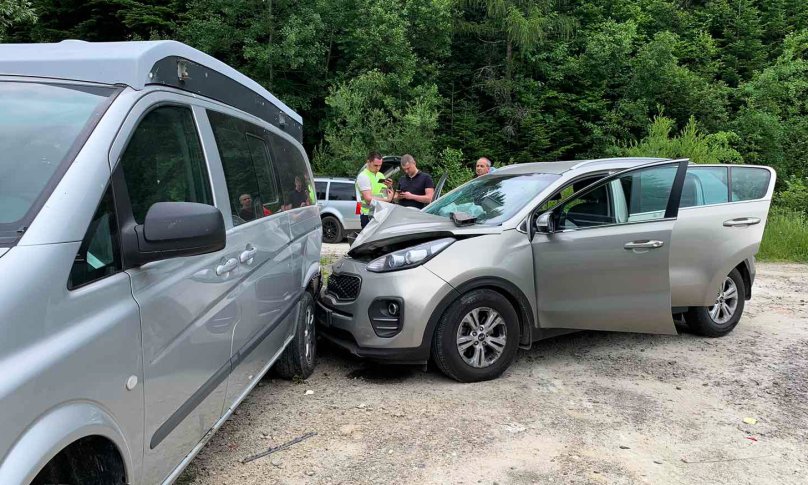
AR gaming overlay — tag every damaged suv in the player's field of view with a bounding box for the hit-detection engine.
[317,158,775,382]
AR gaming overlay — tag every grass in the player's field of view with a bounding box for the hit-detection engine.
[758,209,808,263]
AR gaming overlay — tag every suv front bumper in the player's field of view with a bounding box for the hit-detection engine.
[315,257,456,364]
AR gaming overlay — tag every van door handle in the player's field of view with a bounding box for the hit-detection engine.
[723,217,761,227]
[624,240,664,250]
[216,258,238,276]
[239,246,257,263]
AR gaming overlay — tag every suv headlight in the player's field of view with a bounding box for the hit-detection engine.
[366,238,454,273]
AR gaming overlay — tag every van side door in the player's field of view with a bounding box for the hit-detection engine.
[670,165,776,307]
[532,160,688,334]
[203,109,297,411]
[110,97,242,484]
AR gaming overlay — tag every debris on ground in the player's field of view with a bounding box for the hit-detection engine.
[241,432,317,464]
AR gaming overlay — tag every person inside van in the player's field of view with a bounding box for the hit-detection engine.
[238,193,256,221]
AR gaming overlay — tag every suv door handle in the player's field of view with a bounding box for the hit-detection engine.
[624,240,664,250]
[723,217,761,227]
[239,246,257,263]
[216,258,238,276]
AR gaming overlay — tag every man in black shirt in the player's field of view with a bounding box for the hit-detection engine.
[395,154,435,209]
[285,175,310,209]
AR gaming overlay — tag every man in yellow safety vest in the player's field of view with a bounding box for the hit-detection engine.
[355,151,394,228]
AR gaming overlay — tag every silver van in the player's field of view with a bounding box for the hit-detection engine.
[0,41,321,484]
[317,158,776,382]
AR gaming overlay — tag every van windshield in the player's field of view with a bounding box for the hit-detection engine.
[424,172,561,225]
[0,81,115,246]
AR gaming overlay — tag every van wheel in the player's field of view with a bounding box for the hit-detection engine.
[275,292,317,379]
[432,289,519,383]
[321,215,344,243]
[685,268,746,337]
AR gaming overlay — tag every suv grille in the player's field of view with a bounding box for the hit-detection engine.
[326,274,362,301]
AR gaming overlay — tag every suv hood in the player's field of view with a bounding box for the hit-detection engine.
[348,201,501,257]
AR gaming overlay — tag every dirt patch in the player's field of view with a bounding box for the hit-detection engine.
[178,262,808,484]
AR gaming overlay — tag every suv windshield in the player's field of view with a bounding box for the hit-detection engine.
[0,81,115,246]
[424,172,561,225]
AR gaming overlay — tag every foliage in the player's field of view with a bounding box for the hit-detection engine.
[426,147,474,191]
[0,0,35,40]
[775,176,808,215]
[611,115,743,165]
[758,209,808,262]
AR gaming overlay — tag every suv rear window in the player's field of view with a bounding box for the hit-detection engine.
[329,182,355,201]
[0,81,116,245]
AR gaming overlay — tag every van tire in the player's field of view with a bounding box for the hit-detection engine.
[685,268,746,337]
[432,289,519,383]
[321,215,344,244]
[275,292,317,380]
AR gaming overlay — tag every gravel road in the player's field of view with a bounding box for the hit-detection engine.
[178,251,807,485]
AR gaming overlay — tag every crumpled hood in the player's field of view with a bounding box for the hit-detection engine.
[348,201,502,257]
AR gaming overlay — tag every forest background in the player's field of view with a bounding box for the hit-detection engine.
[2,0,807,260]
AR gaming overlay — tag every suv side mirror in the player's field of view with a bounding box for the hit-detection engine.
[127,202,226,266]
[535,211,553,234]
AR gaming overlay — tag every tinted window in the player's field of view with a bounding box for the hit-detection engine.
[1,81,114,245]
[731,167,771,202]
[315,181,328,201]
[680,167,729,208]
[269,133,314,209]
[208,110,275,225]
[245,133,281,211]
[329,182,355,201]
[121,106,213,224]
[69,186,121,289]
[425,173,560,225]
[624,164,678,215]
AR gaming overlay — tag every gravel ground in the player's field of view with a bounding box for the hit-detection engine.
[178,247,807,485]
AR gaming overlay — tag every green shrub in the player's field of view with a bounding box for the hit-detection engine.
[775,176,808,216]
[758,209,808,262]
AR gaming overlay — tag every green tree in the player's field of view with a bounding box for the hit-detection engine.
[1,0,35,40]
[610,115,743,165]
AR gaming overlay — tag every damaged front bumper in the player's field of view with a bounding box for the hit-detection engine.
[315,256,456,365]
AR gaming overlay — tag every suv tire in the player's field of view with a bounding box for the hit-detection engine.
[685,268,746,337]
[322,215,344,244]
[275,291,317,379]
[432,289,520,382]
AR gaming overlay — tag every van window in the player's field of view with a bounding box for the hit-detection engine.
[120,106,213,224]
[208,110,287,224]
[731,167,771,202]
[329,182,355,201]
[680,167,729,208]
[269,133,314,210]
[245,133,281,212]
[69,186,121,289]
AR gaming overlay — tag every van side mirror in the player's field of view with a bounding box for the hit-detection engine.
[126,202,226,266]
[535,212,553,234]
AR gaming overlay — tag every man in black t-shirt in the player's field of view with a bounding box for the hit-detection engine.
[285,176,310,209]
[395,154,434,209]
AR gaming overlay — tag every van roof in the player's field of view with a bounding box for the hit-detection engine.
[0,40,303,139]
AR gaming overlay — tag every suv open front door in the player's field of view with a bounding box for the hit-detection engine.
[530,159,689,335]
[432,172,448,202]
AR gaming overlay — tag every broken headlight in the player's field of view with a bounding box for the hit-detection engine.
[366,238,454,273]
